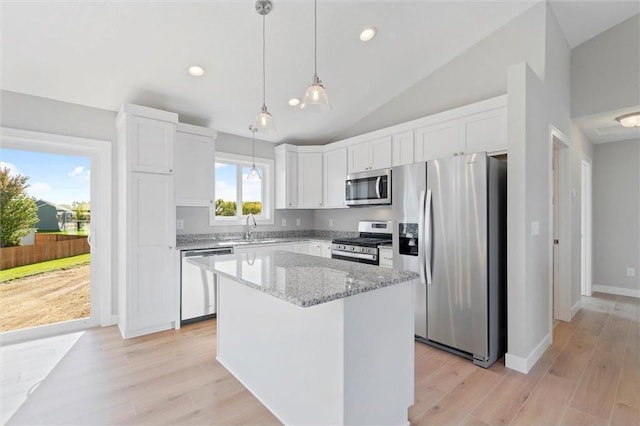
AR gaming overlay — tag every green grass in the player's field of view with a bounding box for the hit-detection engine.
[0,254,91,282]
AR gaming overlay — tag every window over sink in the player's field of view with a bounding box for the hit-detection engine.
[210,153,274,225]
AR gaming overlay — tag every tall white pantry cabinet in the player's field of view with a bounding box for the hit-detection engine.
[116,105,178,339]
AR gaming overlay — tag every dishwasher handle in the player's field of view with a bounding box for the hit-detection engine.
[182,248,233,257]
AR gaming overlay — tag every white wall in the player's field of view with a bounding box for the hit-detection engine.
[592,139,640,297]
[0,90,116,141]
[334,2,546,140]
[571,14,640,119]
[313,207,392,232]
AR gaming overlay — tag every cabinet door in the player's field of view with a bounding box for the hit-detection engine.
[298,152,323,208]
[321,242,332,258]
[414,119,461,162]
[174,131,215,206]
[392,131,415,166]
[275,149,298,209]
[462,107,507,154]
[293,243,310,254]
[370,136,392,170]
[323,147,347,208]
[128,116,175,174]
[308,242,323,257]
[378,247,393,269]
[130,172,175,329]
[348,140,372,174]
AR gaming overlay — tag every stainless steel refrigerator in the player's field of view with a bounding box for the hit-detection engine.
[392,152,506,368]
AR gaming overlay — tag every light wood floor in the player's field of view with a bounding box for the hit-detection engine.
[5,292,639,425]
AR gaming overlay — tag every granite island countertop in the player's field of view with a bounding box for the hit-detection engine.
[188,250,418,307]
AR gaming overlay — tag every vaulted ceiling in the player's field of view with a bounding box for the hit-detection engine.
[1,1,637,144]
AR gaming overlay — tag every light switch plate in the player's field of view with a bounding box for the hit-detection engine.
[296,218,301,227]
[281,218,287,227]
[176,219,184,230]
[531,221,540,236]
[329,219,334,227]
[627,267,636,277]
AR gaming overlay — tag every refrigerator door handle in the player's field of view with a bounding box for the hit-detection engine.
[425,189,433,285]
[418,190,427,285]
[375,176,382,199]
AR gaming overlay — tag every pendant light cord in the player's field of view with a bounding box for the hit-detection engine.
[262,14,266,108]
[314,0,317,77]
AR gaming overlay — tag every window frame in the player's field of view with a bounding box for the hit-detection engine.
[209,152,274,226]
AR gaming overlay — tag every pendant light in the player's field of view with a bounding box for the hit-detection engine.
[247,125,262,180]
[300,0,331,112]
[254,0,276,133]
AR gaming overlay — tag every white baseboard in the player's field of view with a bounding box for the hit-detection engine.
[570,300,582,320]
[505,332,551,374]
[592,285,640,299]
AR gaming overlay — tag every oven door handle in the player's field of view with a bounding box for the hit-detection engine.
[333,251,377,261]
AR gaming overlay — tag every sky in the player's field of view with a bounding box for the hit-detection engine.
[0,148,90,206]
[215,162,262,203]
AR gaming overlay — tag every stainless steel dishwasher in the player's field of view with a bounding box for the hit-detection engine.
[180,247,233,324]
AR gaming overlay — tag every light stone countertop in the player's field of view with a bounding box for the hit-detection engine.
[188,250,418,307]
[176,236,333,251]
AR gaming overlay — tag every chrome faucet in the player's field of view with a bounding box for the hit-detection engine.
[245,213,257,240]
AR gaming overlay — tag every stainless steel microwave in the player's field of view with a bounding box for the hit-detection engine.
[345,169,392,206]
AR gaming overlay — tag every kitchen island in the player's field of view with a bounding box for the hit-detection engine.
[189,250,418,426]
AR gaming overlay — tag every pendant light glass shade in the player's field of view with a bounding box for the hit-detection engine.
[301,0,330,113]
[247,125,262,180]
[254,104,276,133]
[300,74,331,112]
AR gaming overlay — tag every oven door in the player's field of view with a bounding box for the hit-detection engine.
[345,169,391,206]
[331,250,379,265]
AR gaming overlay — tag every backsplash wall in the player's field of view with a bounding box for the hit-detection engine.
[313,206,393,232]
[176,207,315,236]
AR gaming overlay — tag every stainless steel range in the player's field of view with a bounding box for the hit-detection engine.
[331,220,392,265]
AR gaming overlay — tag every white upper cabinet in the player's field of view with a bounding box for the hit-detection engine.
[347,136,392,174]
[461,107,507,154]
[174,124,217,207]
[127,115,175,174]
[414,105,507,162]
[323,147,347,209]
[275,144,298,209]
[298,150,323,208]
[414,119,461,162]
[392,131,415,166]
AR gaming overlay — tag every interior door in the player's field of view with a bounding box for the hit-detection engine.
[426,153,488,356]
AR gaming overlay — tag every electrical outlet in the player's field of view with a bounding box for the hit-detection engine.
[176,219,184,230]
[296,218,301,227]
[281,218,287,227]
[627,267,636,277]
[329,219,334,227]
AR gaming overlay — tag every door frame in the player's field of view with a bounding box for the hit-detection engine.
[0,127,112,345]
[581,158,593,297]
[548,126,572,331]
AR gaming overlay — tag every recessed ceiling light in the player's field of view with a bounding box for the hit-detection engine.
[615,112,640,128]
[288,98,301,107]
[360,26,377,42]
[188,65,205,77]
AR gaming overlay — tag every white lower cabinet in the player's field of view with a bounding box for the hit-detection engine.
[379,247,393,269]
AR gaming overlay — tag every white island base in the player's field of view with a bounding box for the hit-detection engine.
[217,275,415,426]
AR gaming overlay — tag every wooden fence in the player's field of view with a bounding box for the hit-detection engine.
[1,235,90,270]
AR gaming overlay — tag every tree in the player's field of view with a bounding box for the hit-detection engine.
[72,201,90,231]
[0,167,39,247]
[215,199,237,216]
